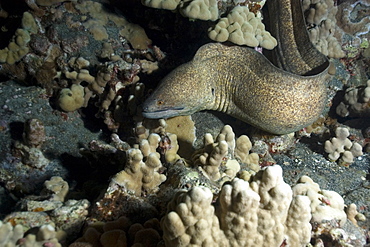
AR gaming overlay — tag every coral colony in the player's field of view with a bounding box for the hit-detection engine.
[0,0,369,246]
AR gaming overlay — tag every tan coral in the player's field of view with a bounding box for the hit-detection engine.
[63,67,111,109]
[73,217,162,247]
[179,0,218,21]
[303,0,345,58]
[142,0,219,20]
[218,166,312,247]
[142,0,181,10]
[164,133,181,163]
[208,6,277,49]
[192,125,258,182]
[75,1,152,48]
[308,19,345,58]
[0,11,39,64]
[139,133,161,157]
[234,135,259,169]
[303,0,337,25]
[141,152,166,192]
[58,84,85,112]
[336,1,370,36]
[162,165,352,247]
[99,42,115,60]
[0,220,62,247]
[84,20,109,40]
[68,57,90,70]
[324,127,363,165]
[164,115,196,160]
[0,220,24,246]
[120,23,152,50]
[218,166,311,246]
[345,203,366,227]
[43,176,69,202]
[194,136,229,181]
[292,175,347,226]
[162,165,316,247]
[161,186,229,246]
[0,30,30,64]
[140,59,158,74]
[336,80,370,117]
[110,148,166,196]
[138,131,181,163]
[22,11,38,34]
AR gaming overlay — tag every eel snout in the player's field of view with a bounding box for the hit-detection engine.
[142,61,216,119]
[142,99,185,119]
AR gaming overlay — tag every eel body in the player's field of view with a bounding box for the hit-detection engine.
[142,0,330,135]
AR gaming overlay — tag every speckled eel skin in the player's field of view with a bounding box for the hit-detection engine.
[142,0,330,135]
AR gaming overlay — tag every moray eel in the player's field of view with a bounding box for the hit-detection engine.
[142,0,330,135]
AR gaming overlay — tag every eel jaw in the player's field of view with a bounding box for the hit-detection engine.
[142,107,187,119]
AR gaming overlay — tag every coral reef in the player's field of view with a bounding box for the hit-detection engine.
[142,0,275,48]
[336,0,370,37]
[43,176,69,202]
[303,0,345,58]
[0,0,369,246]
[162,186,229,246]
[72,216,162,247]
[336,79,370,117]
[208,6,277,49]
[58,84,85,112]
[9,118,49,170]
[3,176,89,240]
[36,0,77,7]
[324,127,363,166]
[75,122,367,246]
[161,165,350,247]
[293,175,347,226]
[192,125,259,182]
[0,220,62,247]
[0,0,164,133]
[142,0,219,21]
[346,203,366,227]
[0,12,38,64]
[110,148,167,196]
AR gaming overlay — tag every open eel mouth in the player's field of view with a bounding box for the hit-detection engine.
[141,107,185,119]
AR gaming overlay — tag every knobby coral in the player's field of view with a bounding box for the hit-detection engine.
[336,80,370,118]
[142,0,276,49]
[324,127,363,165]
[0,221,62,247]
[161,165,348,247]
[208,6,277,49]
[303,0,345,58]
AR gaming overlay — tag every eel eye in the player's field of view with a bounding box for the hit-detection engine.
[157,100,164,105]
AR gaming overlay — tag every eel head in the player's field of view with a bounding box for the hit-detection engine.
[142,61,215,119]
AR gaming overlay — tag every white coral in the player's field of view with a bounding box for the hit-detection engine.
[324,127,363,165]
[162,165,338,247]
[192,125,258,182]
[208,6,277,49]
[161,186,228,246]
[293,176,347,226]
[179,0,219,21]
[304,0,345,58]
